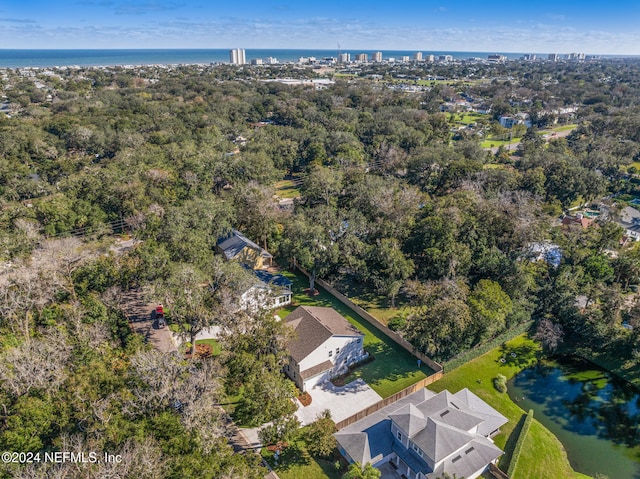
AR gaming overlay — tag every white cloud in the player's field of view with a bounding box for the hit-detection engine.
[0,14,639,54]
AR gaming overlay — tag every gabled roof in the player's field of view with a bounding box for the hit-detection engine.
[216,229,273,261]
[253,269,292,287]
[285,306,362,363]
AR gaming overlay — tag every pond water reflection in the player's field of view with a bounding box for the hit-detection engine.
[507,357,640,479]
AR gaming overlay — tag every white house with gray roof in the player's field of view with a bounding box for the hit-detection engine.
[283,306,367,392]
[335,388,507,479]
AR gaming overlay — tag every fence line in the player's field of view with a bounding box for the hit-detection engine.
[44,216,127,239]
[334,371,443,430]
[295,265,443,374]
[293,265,445,430]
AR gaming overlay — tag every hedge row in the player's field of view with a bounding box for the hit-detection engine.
[442,321,534,372]
[507,409,535,477]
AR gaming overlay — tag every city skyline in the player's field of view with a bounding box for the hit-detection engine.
[1,1,639,55]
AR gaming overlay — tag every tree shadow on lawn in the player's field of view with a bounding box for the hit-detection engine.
[498,342,540,369]
[499,411,528,471]
[343,341,429,389]
[264,443,312,472]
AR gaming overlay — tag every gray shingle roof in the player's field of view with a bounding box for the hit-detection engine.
[453,388,508,436]
[412,417,474,463]
[335,388,507,478]
[216,229,272,261]
[427,437,503,479]
[285,306,362,363]
[389,404,427,436]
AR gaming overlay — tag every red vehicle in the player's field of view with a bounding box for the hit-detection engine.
[154,304,166,328]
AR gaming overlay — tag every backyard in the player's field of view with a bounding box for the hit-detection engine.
[261,428,343,479]
[276,270,433,398]
[428,335,590,479]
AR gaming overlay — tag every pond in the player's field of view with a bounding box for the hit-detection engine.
[507,357,640,479]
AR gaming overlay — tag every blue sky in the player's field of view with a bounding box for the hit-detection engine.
[1,0,639,54]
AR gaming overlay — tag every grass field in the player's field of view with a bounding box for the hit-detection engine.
[195,338,221,356]
[275,179,301,199]
[276,271,432,398]
[428,335,589,479]
[480,137,522,148]
[261,430,343,479]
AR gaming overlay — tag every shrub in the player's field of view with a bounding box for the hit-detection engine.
[494,374,507,393]
[388,316,406,331]
[507,409,534,477]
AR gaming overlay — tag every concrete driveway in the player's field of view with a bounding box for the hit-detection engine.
[295,378,382,426]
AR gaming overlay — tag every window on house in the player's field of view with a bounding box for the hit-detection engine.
[336,347,340,354]
[293,372,296,378]
[357,338,362,343]
[397,432,402,441]
[329,350,333,357]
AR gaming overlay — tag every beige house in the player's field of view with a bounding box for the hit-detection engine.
[216,229,272,270]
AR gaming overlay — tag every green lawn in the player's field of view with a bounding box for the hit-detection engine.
[195,338,221,356]
[543,124,577,133]
[275,179,301,199]
[262,433,343,479]
[428,335,589,479]
[480,137,522,148]
[331,278,411,327]
[276,271,432,398]
[581,348,640,388]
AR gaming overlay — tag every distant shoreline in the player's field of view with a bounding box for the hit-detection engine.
[0,48,636,68]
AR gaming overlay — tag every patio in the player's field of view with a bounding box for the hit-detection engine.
[295,378,383,426]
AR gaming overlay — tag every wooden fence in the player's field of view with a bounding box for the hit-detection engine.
[293,266,445,430]
[489,463,511,479]
[296,266,443,374]
[334,371,443,430]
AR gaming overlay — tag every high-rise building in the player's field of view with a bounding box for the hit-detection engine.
[488,54,507,62]
[523,54,536,61]
[266,57,278,64]
[229,48,246,65]
[338,53,350,63]
[400,56,410,62]
[356,53,368,62]
[548,53,559,61]
[438,55,453,62]
[250,58,263,65]
[425,54,435,63]
[372,51,383,62]
[414,52,423,61]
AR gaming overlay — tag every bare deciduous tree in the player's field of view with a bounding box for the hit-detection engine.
[0,329,71,397]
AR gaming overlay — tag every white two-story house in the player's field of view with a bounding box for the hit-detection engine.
[283,306,367,392]
[336,388,508,479]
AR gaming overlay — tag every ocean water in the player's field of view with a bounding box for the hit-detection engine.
[1,48,541,68]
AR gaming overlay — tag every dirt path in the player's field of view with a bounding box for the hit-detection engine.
[120,288,177,353]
